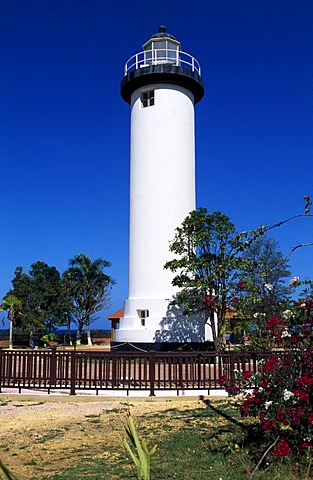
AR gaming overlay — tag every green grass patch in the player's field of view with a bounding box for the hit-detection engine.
[32,400,313,480]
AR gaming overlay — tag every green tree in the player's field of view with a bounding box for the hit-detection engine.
[63,253,114,344]
[229,236,292,348]
[164,208,263,350]
[8,262,69,333]
[1,294,22,349]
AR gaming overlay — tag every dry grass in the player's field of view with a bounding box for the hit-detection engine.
[0,395,208,479]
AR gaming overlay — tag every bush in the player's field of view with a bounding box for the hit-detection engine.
[40,333,58,344]
[219,298,313,463]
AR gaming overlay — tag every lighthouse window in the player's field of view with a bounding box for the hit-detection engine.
[138,310,149,326]
[141,90,154,108]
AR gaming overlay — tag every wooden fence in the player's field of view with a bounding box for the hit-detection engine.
[0,348,281,396]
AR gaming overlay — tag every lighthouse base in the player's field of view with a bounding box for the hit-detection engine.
[110,341,215,352]
[114,298,212,345]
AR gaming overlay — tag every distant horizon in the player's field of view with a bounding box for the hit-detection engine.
[0,328,110,333]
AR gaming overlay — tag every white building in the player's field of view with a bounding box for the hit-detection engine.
[113,26,205,347]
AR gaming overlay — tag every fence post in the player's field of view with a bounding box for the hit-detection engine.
[112,353,117,388]
[229,351,235,379]
[70,348,76,395]
[50,347,57,388]
[149,351,155,396]
[178,355,183,390]
[197,354,202,389]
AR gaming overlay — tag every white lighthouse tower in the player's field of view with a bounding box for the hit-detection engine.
[115,26,204,346]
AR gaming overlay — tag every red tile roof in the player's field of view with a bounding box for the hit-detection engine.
[108,308,124,320]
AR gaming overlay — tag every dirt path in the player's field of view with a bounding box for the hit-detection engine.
[0,395,206,479]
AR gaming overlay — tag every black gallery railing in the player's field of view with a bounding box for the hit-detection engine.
[0,348,282,396]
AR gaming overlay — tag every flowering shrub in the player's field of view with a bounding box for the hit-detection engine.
[219,296,313,459]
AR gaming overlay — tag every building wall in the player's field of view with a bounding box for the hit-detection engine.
[115,83,196,343]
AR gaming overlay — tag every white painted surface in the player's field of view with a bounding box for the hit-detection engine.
[0,387,226,397]
[116,84,196,343]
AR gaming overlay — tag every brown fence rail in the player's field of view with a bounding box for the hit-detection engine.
[0,348,282,396]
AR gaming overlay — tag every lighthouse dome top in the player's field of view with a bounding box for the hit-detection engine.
[121,26,204,105]
[146,25,178,42]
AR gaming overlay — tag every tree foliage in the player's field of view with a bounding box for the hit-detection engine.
[164,208,265,350]
[62,253,114,341]
[1,294,22,324]
[7,261,71,333]
[230,236,292,348]
[4,254,115,340]
[1,294,23,349]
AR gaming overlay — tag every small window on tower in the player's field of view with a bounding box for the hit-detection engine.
[138,309,149,326]
[141,90,154,108]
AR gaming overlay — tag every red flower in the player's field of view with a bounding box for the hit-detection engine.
[267,315,286,334]
[262,420,273,431]
[204,295,216,307]
[272,439,291,458]
[243,370,253,380]
[297,299,313,310]
[308,413,313,425]
[293,388,309,402]
[204,295,210,307]
[304,299,313,310]
[292,407,305,425]
[274,408,285,423]
[218,375,240,395]
[299,442,312,449]
[261,378,270,391]
[262,358,280,373]
[237,280,245,288]
[298,372,313,389]
[291,335,300,344]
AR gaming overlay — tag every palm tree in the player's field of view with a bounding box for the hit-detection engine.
[63,253,114,345]
[1,294,22,349]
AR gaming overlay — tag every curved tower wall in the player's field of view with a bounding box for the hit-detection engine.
[129,84,195,298]
[116,84,195,342]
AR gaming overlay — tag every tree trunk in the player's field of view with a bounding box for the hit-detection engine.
[86,322,92,346]
[9,320,13,350]
[76,326,82,345]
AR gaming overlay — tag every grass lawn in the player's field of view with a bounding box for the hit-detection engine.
[37,399,311,480]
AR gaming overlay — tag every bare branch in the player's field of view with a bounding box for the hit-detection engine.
[264,213,313,233]
[249,436,279,479]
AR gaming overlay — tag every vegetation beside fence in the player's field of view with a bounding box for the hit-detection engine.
[0,329,110,348]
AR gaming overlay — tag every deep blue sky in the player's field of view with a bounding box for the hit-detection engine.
[1,0,312,329]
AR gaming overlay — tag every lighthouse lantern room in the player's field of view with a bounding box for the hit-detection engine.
[115,26,204,346]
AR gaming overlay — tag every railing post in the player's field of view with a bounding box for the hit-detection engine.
[229,351,235,379]
[197,353,202,389]
[50,347,57,388]
[112,354,117,388]
[70,348,76,395]
[149,351,155,396]
[178,355,183,390]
